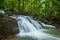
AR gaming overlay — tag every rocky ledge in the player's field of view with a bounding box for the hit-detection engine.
[0,14,19,39]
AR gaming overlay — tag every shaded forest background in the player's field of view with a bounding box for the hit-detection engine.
[0,0,60,28]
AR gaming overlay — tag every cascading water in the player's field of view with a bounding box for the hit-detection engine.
[10,15,60,40]
[17,16,43,33]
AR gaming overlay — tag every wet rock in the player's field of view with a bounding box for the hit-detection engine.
[0,15,19,38]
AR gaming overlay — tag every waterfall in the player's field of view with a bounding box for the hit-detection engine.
[10,15,60,40]
[17,16,43,33]
[0,10,5,14]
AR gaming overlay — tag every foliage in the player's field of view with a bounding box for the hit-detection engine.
[0,0,60,22]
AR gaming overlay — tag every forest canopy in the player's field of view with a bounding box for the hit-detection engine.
[0,0,60,23]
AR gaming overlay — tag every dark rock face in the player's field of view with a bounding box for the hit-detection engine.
[0,15,19,38]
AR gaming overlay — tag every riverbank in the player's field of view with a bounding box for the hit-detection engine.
[2,36,19,40]
[31,15,60,29]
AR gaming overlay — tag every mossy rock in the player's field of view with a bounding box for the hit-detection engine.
[0,15,19,38]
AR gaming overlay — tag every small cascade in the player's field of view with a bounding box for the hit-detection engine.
[17,16,42,33]
[10,15,60,40]
[0,10,5,14]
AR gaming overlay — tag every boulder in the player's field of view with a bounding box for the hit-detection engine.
[0,15,19,38]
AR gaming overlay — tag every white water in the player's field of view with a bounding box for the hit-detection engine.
[10,15,60,40]
[0,10,5,14]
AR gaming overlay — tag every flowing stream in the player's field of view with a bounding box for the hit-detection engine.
[10,15,60,40]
